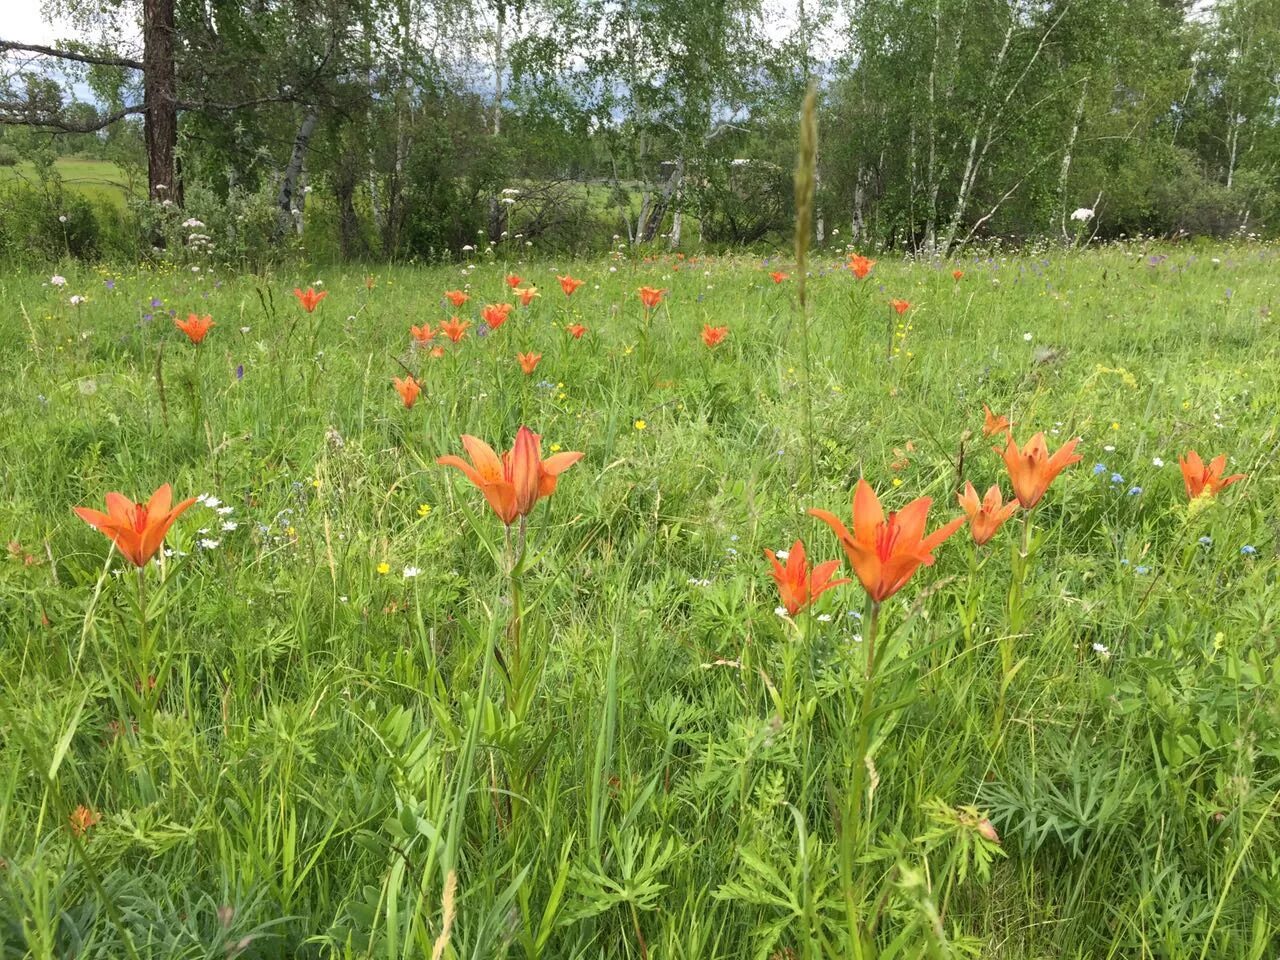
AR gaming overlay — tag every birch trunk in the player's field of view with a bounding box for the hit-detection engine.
[940,3,1066,254]
[1056,79,1090,240]
[276,109,318,238]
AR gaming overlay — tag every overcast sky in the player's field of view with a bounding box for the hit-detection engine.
[9,2,75,44]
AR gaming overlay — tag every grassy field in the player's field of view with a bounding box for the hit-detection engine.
[0,245,1278,959]
[0,157,137,207]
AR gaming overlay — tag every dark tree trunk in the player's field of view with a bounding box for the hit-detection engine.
[143,0,180,204]
[639,156,682,243]
[336,149,363,259]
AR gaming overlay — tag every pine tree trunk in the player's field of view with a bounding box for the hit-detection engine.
[143,0,180,204]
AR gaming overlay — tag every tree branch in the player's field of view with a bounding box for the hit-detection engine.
[0,101,146,132]
[0,93,307,133]
[0,40,143,71]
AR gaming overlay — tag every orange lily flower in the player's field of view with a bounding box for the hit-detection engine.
[995,432,1083,509]
[1179,450,1245,501]
[566,323,587,339]
[430,346,445,359]
[638,286,666,310]
[809,479,964,604]
[444,289,470,307]
[481,303,513,330]
[957,481,1019,546]
[393,375,421,408]
[889,298,911,315]
[73,484,197,568]
[505,273,523,289]
[364,275,377,291]
[558,275,584,296]
[437,427,584,526]
[293,287,328,312]
[517,352,542,375]
[439,317,471,343]
[702,325,728,348]
[410,323,434,344]
[982,404,1012,438]
[952,269,964,282]
[765,538,850,616]
[849,255,876,279]
[174,313,214,344]
[69,804,101,837]
[770,271,789,284]
[515,286,539,307]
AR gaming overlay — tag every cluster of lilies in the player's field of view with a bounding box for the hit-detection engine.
[764,406,1244,620]
[385,278,736,409]
[75,408,1244,621]
[82,263,1248,644]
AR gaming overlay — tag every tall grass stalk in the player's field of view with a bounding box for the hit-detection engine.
[794,84,819,491]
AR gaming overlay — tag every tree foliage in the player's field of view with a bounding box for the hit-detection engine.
[1,0,1278,260]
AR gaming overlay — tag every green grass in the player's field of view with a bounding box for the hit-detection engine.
[1,244,1278,959]
[0,157,137,208]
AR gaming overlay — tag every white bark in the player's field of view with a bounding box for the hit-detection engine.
[1056,79,1090,240]
[940,1,1070,254]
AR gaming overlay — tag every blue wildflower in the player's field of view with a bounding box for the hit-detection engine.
[1093,463,1107,475]
[1241,545,1257,556]
[1127,486,1143,496]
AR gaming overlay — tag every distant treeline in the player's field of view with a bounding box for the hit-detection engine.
[1,0,1276,263]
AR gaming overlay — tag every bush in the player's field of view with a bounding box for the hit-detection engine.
[0,144,20,167]
[0,183,102,262]
[130,180,287,270]
[697,157,794,247]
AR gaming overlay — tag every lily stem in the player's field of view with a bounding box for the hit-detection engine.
[842,598,882,938]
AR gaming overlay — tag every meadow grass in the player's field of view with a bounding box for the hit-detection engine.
[0,158,137,208]
[0,244,1278,959]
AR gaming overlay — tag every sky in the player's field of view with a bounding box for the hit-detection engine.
[6,1,142,50]
[8,2,75,45]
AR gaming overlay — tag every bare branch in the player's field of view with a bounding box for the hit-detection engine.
[175,94,299,113]
[0,40,143,71]
[0,101,146,132]
[0,92,307,134]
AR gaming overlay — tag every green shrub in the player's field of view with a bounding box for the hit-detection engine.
[130,180,287,270]
[0,183,101,262]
